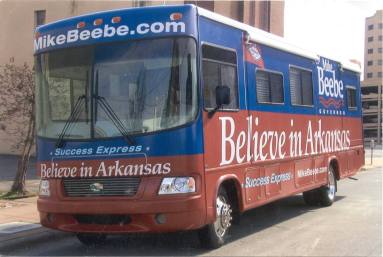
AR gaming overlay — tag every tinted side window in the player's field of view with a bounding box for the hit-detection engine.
[347,87,357,109]
[256,70,284,104]
[202,45,238,109]
[289,67,313,106]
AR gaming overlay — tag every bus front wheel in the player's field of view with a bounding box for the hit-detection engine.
[198,187,233,249]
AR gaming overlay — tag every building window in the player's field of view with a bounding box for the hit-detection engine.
[368,48,373,54]
[34,10,46,27]
[255,70,284,104]
[379,23,383,29]
[185,1,214,11]
[379,35,383,41]
[368,36,374,42]
[367,60,373,66]
[289,67,313,106]
[346,87,357,110]
[259,1,271,32]
[132,0,146,7]
[378,60,383,66]
[368,24,374,30]
[249,0,256,26]
[236,1,244,23]
[379,48,383,53]
[378,72,382,78]
[202,44,238,109]
[367,73,373,78]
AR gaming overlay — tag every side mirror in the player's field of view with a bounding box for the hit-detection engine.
[216,85,231,107]
[208,85,231,118]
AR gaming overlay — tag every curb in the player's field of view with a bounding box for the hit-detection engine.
[361,163,383,171]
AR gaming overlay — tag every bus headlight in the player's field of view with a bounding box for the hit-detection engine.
[39,180,50,197]
[158,177,196,195]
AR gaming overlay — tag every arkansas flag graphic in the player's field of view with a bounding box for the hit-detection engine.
[244,42,265,68]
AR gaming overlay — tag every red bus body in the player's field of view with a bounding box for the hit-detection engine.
[34,5,364,241]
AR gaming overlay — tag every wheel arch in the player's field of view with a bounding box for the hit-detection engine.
[213,175,244,219]
[328,157,340,181]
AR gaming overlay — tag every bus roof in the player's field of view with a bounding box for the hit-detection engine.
[34,4,361,74]
[197,7,361,74]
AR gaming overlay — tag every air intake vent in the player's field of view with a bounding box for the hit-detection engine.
[63,177,140,197]
[75,215,131,225]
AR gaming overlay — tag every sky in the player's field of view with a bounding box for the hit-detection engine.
[284,0,383,76]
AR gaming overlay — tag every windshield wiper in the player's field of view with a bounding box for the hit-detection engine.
[55,95,86,148]
[94,70,135,145]
[95,95,136,145]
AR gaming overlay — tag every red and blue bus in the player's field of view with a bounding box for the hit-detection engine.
[35,5,364,248]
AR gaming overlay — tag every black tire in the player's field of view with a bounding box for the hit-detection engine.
[302,190,320,206]
[317,166,337,206]
[302,166,337,207]
[198,187,233,249]
[76,233,107,246]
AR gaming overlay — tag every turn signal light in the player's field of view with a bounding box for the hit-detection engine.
[93,18,103,26]
[111,16,121,24]
[170,13,182,21]
[77,21,85,29]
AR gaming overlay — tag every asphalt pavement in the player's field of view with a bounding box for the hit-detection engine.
[0,165,381,256]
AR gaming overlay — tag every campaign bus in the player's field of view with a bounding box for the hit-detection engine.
[35,5,364,248]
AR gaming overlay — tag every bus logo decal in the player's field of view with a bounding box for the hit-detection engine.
[317,58,345,110]
[244,42,265,68]
[34,21,186,52]
[89,182,104,192]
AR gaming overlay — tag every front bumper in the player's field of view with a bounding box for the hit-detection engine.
[38,194,206,233]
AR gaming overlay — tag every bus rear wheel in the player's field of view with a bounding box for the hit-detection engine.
[302,166,337,207]
[317,166,337,206]
[198,187,233,249]
[76,233,107,246]
[302,190,320,206]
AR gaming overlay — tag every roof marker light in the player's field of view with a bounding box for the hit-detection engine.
[111,16,121,24]
[93,18,103,26]
[170,13,182,21]
[77,21,85,29]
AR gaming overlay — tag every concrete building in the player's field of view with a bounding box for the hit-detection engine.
[0,0,284,67]
[0,0,284,154]
[361,10,383,144]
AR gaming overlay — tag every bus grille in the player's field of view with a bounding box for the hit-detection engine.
[63,177,141,197]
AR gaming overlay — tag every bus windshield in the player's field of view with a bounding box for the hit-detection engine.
[35,37,198,139]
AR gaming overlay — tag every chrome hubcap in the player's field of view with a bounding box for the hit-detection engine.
[214,195,232,238]
[327,170,336,201]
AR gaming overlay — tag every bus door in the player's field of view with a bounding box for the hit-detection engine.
[243,53,264,204]
[198,17,249,213]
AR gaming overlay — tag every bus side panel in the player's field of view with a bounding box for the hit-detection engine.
[198,17,364,218]
[245,167,263,203]
[342,70,364,177]
[314,155,327,183]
